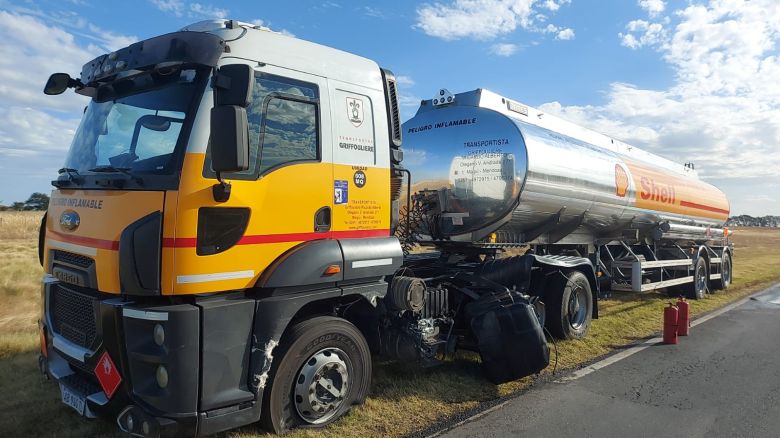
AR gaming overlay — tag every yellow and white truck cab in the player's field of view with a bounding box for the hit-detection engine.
[40,19,409,436]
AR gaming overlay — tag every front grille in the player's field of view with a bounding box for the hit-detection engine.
[53,250,94,268]
[51,285,97,349]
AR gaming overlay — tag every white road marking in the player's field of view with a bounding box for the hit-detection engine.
[176,270,255,284]
[426,286,778,438]
[556,293,757,383]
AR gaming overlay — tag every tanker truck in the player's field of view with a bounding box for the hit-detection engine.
[36,19,731,437]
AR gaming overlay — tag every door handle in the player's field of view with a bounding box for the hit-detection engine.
[314,206,331,232]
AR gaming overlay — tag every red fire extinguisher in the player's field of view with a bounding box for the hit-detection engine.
[663,303,679,345]
[676,297,690,336]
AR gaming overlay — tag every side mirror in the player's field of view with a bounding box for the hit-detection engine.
[210,106,249,173]
[213,64,254,106]
[44,73,73,95]
[210,64,254,175]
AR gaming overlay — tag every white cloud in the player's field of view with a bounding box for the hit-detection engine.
[149,0,184,17]
[555,27,574,40]
[415,0,569,41]
[0,11,96,111]
[545,0,780,214]
[541,0,570,12]
[0,107,80,156]
[490,42,519,56]
[361,6,385,19]
[638,0,665,18]
[189,3,228,19]
[0,11,100,203]
[395,75,416,87]
[87,24,138,51]
[619,19,666,49]
[398,94,423,121]
[149,0,228,19]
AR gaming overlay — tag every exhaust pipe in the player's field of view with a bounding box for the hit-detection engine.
[38,355,49,380]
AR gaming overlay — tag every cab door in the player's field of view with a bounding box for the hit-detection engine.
[172,66,334,294]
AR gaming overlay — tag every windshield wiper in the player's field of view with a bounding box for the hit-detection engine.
[88,166,143,184]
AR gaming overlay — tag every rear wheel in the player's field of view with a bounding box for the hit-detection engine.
[712,252,732,291]
[544,271,593,340]
[261,316,372,434]
[688,257,708,300]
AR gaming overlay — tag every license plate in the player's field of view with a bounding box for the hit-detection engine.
[60,384,86,416]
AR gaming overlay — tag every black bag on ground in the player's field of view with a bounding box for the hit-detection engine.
[466,291,550,384]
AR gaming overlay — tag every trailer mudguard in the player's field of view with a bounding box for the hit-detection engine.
[531,254,599,319]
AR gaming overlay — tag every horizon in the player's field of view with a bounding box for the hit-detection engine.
[0,0,778,215]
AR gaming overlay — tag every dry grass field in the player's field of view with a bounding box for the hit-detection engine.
[0,211,778,437]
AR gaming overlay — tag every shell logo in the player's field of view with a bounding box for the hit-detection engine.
[615,164,629,197]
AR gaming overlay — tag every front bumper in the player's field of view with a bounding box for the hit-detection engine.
[40,277,259,437]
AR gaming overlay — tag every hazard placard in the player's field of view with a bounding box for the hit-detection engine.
[94,351,122,399]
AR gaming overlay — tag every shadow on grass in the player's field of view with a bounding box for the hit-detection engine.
[0,349,121,438]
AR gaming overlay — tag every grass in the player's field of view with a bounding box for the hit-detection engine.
[1,212,778,437]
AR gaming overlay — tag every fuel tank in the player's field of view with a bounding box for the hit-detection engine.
[401,89,730,244]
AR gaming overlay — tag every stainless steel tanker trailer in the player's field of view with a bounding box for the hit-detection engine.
[398,88,732,309]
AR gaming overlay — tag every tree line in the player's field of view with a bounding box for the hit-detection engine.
[0,192,50,211]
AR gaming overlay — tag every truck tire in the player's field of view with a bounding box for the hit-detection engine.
[712,252,732,291]
[688,257,708,300]
[260,316,372,434]
[544,270,592,340]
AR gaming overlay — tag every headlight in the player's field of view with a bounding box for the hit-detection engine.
[155,365,168,388]
[153,324,165,346]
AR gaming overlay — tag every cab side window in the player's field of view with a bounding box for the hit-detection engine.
[256,97,318,174]
[205,73,319,179]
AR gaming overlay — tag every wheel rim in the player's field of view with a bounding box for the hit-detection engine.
[722,256,731,285]
[696,263,707,295]
[567,284,588,330]
[294,347,350,425]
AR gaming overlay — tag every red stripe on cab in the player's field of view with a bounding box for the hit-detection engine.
[162,229,390,248]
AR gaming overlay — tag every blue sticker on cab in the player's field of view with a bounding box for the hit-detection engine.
[334,180,348,205]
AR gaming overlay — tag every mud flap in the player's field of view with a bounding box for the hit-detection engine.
[467,291,550,384]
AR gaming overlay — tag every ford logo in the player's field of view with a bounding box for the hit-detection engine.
[60,210,80,231]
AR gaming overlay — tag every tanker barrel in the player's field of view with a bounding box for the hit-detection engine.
[401,88,731,245]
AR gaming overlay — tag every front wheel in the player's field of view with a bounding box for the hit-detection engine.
[261,316,372,434]
[544,270,593,340]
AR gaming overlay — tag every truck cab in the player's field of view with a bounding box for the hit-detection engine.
[40,20,405,436]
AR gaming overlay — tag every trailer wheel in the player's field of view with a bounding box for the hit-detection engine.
[688,257,708,300]
[261,316,372,434]
[545,271,592,340]
[712,252,732,291]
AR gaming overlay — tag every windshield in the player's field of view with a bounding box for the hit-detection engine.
[64,68,203,176]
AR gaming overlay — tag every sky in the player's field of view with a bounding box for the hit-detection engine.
[0,0,778,215]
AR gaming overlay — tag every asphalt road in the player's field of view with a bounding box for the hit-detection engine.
[440,283,780,438]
